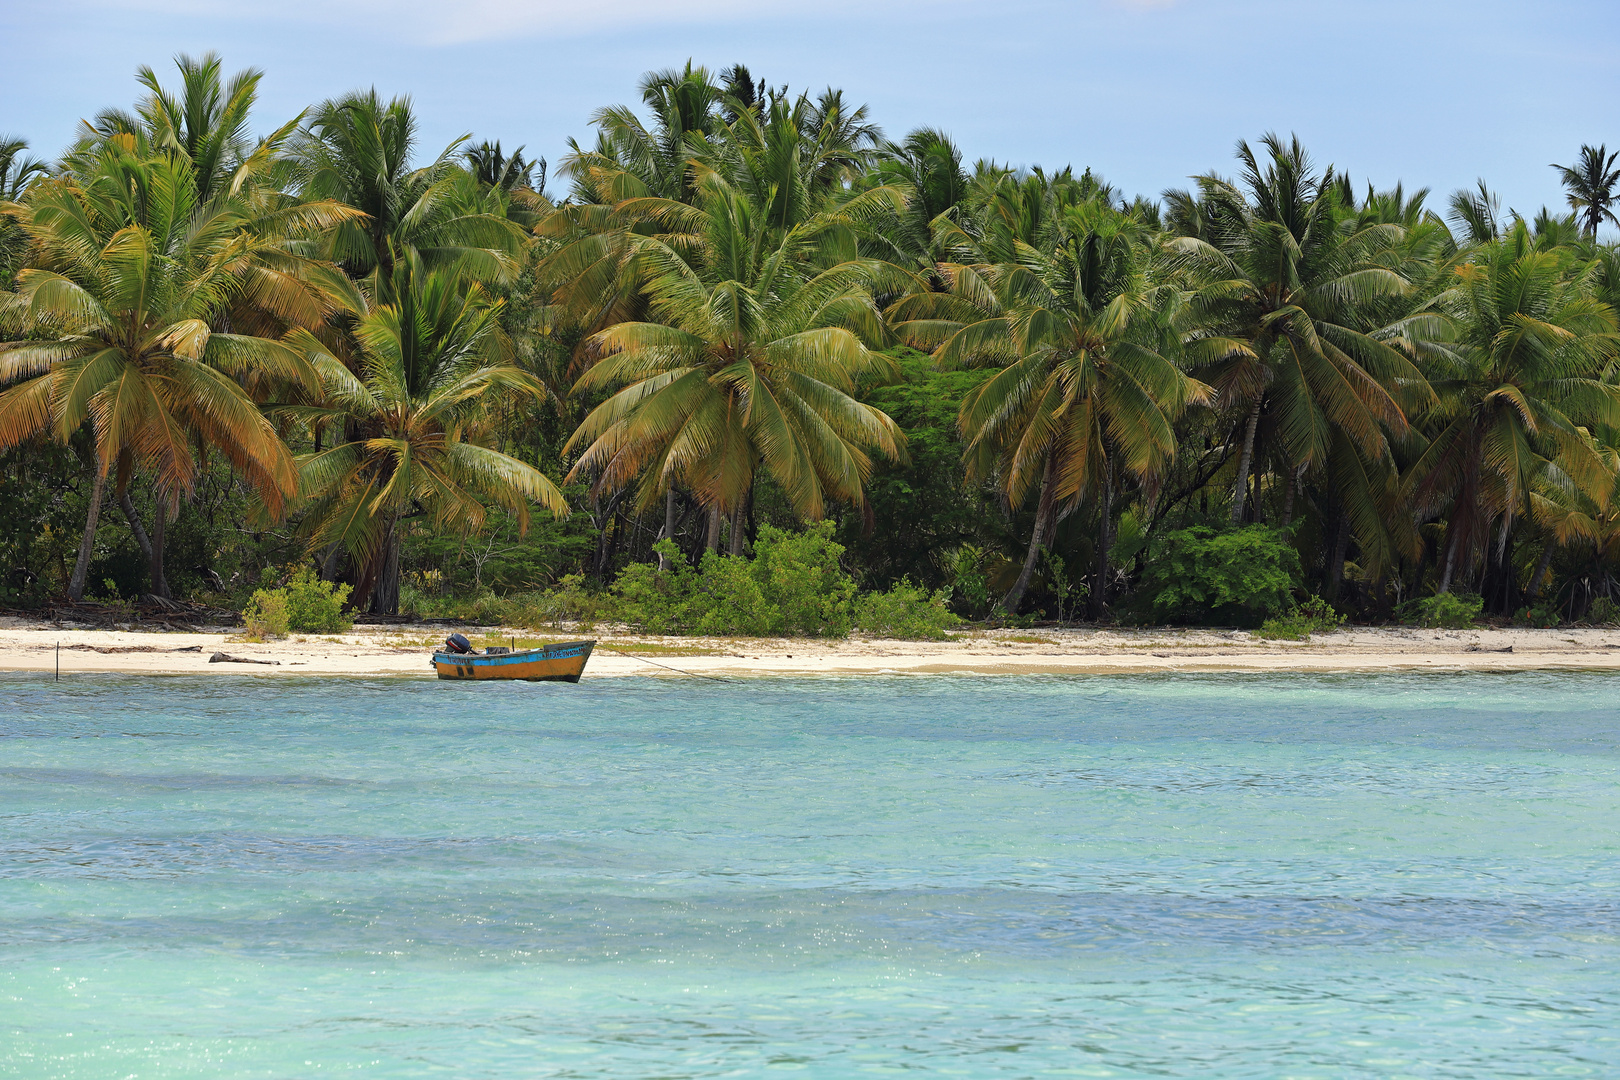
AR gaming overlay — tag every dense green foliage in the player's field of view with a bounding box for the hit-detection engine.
[4,55,1620,633]
[243,566,353,638]
[1399,592,1485,629]
[1257,595,1347,640]
[1137,526,1303,625]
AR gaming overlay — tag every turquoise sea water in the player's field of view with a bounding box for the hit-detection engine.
[1,671,1617,1078]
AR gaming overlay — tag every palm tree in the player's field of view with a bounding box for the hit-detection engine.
[290,262,568,613]
[0,140,349,599]
[863,127,971,270]
[1404,223,1620,600]
[536,66,732,342]
[1552,145,1620,241]
[0,137,48,288]
[564,172,907,552]
[296,90,525,288]
[1165,134,1429,525]
[1526,441,1620,611]
[0,137,49,200]
[1447,180,1505,245]
[896,196,1214,614]
[565,63,725,206]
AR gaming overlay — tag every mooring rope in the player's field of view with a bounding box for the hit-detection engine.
[598,645,732,683]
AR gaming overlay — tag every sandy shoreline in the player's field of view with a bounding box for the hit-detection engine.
[5,617,1620,679]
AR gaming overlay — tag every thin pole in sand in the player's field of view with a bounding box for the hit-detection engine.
[55,641,60,681]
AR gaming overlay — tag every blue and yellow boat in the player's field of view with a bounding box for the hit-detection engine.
[431,636,595,682]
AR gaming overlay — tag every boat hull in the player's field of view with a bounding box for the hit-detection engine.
[432,640,595,682]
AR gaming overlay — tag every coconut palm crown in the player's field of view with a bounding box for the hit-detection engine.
[564,171,907,548]
[0,137,355,599]
[290,259,568,613]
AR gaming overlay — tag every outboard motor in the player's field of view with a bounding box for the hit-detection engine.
[444,633,474,654]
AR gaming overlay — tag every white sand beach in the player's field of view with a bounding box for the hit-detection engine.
[4,617,1620,679]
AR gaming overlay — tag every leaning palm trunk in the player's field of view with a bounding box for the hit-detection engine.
[117,487,171,600]
[119,490,155,574]
[1229,399,1263,524]
[67,468,108,602]
[1438,528,1461,595]
[1525,540,1557,603]
[1000,453,1059,616]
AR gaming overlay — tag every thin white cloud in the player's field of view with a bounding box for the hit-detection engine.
[84,0,951,44]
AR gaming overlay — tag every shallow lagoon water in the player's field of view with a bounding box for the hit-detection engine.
[1,671,1617,1077]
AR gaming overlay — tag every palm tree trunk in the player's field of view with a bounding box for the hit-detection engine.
[1000,452,1058,616]
[1088,455,1113,621]
[119,489,154,568]
[657,487,678,570]
[1525,539,1557,603]
[705,504,722,553]
[1488,516,1513,614]
[1327,509,1350,600]
[148,498,170,601]
[1438,527,1460,594]
[370,519,401,615]
[1280,462,1306,526]
[68,468,108,602]
[1229,399,1263,524]
[728,501,747,556]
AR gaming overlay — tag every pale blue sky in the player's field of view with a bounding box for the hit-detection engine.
[4,0,1616,221]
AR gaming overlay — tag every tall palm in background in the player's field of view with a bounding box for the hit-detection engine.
[0,140,353,599]
[538,66,729,342]
[1166,134,1429,527]
[291,263,567,613]
[1405,224,1620,600]
[566,64,725,205]
[565,173,906,551]
[0,137,49,200]
[0,137,49,287]
[102,52,280,204]
[296,91,525,289]
[1552,144,1620,241]
[897,196,1215,614]
[862,127,971,271]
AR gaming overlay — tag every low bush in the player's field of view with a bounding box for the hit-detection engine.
[854,579,961,640]
[613,524,857,636]
[1138,525,1301,626]
[241,566,352,639]
[1583,597,1619,626]
[241,588,290,640]
[282,567,353,632]
[1513,602,1561,628]
[1256,595,1346,640]
[1399,592,1483,629]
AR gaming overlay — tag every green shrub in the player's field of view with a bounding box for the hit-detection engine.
[1584,597,1619,626]
[241,588,290,640]
[1139,525,1301,626]
[854,579,961,640]
[750,524,858,635]
[241,567,350,638]
[1257,595,1346,640]
[611,524,858,637]
[535,575,605,627]
[1513,602,1561,628]
[282,566,353,632]
[1400,592,1483,629]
